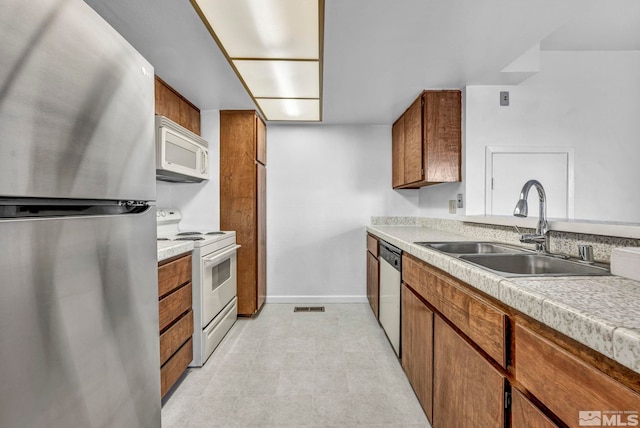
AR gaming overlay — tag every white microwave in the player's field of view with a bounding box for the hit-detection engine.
[155,115,209,183]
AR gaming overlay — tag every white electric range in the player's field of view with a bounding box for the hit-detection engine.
[157,209,239,367]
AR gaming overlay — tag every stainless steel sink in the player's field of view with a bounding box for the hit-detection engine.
[415,241,529,255]
[459,253,610,277]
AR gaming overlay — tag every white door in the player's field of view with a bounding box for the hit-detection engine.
[486,148,574,219]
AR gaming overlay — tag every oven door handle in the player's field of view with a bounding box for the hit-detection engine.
[203,244,241,266]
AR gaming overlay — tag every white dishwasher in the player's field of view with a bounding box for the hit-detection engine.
[378,240,402,357]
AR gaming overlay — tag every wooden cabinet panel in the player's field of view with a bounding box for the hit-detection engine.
[403,255,507,368]
[434,316,505,428]
[256,115,266,165]
[366,251,379,319]
[159,283,192,332]
[257,162,266,311]
[161,338,193,398]
[366,234,378,257]
[179,99,200,136]
[160,310,193,366]
[424,91,461,183]
[516,324,640,428]
[511,389,558,428]
[154,76,200,135]
[401,283,434,422]
[158,254,192,298]
[392,117,405,188]
[220,110,266,316]
[403,96,423,184]
[391,90,461,189]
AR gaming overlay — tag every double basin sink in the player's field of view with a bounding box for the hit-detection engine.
[416,241,610,277]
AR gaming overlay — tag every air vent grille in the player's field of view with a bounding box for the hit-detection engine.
[293,306,325,313]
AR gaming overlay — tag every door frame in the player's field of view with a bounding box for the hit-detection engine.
[484,146,575,218]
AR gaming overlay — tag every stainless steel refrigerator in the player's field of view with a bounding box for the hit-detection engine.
[0,1,160,427]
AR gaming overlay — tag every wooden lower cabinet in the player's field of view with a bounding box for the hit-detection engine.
[158,253,193,398]
[433,316,506,428]
[401,283,434,422]
[366,251,379,318]
[511,389,558,428]
[516,324,640,428]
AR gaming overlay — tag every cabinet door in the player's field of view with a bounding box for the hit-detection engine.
[257,163,267,312]
[424,91,461,183]
[366,251,379,318]
[154,76,180,121]
[403,95,423,184]
[511,389,558,428]
[392,116,405,188]
[401,284,433,422]
[256,115,267,165]
[516,324,640,428]
[434,316,505,428]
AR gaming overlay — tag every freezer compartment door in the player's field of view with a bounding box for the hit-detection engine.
[0,208,160,428]
[0,0,155,201]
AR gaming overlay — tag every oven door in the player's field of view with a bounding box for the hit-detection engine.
[201,244,240,326]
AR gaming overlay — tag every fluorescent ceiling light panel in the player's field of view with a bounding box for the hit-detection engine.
[256,98,319,121]
[233,60,319,98]
[194,0,319,59]
[191,0,323,121]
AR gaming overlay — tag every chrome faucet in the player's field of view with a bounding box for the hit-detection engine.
[513,179,550,253]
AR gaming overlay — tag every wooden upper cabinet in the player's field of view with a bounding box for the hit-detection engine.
[403,96,424,184]
[256,115,267,165]
[154,75,201,135]
[392,90,461,189]
[392,116,405,188]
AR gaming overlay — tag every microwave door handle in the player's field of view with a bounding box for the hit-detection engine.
[201,150,208,174]
[203,244,241,267]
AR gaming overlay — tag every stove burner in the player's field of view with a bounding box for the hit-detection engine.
[177,232,202,236]
[175,236,205,241]
[206,231,225,235]
[157,238,170,241]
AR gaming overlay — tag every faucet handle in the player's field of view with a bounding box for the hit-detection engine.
[514,225,524,236]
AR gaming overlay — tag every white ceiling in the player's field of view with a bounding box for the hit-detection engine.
[84,0,639,125]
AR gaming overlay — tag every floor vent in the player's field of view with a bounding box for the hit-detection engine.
[293,306,325,313]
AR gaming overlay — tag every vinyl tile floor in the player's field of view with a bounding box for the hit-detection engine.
[161,303,431,428]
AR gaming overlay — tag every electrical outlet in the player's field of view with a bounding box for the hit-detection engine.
[457,193,464,208]
[500,91,509,106]
[449,200,457,214]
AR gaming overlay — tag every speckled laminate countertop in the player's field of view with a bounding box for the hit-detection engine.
[157,240,194,263]
[367,225,640,375]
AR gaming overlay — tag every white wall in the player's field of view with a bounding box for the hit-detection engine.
[267,124,419,302]
[465,51,640,222]
[156,110,221,231]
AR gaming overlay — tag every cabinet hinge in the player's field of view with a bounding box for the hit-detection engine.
[421,99,425,107]
[504,390,511,409]
[491,177,494,190]
[421,168,424,177]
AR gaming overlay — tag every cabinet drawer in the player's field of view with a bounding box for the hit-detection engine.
[403,255,507,368]
[160,309,193,365]
[367,234,378,257]
[516,324,640,427]
[158,254,192,298]
[161,337,193,398]
[159,283,192,332]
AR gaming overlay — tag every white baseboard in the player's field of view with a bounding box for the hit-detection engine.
[265,295,368,304]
